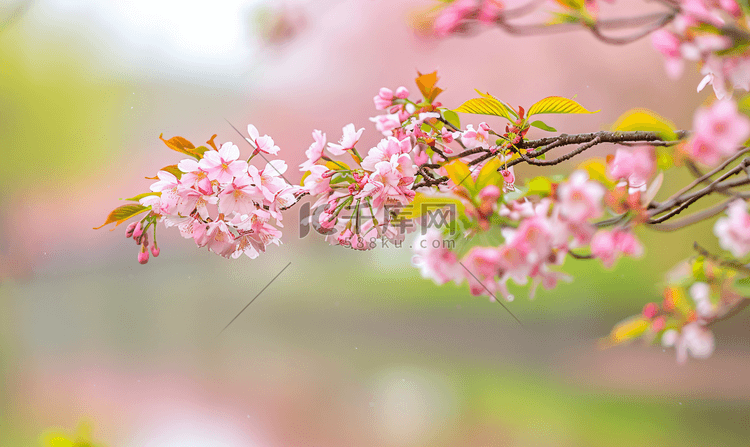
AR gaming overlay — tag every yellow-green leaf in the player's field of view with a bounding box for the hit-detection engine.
[529,120,557,132]
[123,191,161,202]
[475,157,503,191]
[526,176,553,197]
[444,160,476,193]
[441,108,461,129]
[454,90,515,121]
[93,204,148,230]
[612,108,678,141]
[606,317,649,345]
[577,158,615,189]
[527,96,598,116]
[325,160,350,171]
[399,193,466,221]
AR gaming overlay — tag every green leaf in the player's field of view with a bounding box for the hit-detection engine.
[441,108,461,129]
[123,191,160,202]
[577,158,615,189]
[529,120,557,132]
[734,276,750,296]
[453,90,515,121]
[445,160,476,194]
[396,193,465,235]
[93,204,148,230]
[612,108,678,141]
[526,176,553,197]
[738,93,750,117]
[144,164,182,180]
[527,96,599,116]
[474,157,503,192]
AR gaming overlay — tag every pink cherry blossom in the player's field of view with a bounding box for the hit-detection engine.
[299,130,327,171]
[303,165,332,196]
[395,86,409,99]
[675,322,715,363]
[462,246,502,297]
[433,0,475,37]
[360,137,412,171]
[148,170,181,215]
[199,142,248,184]
[591,229,644,268]
[412,229,463,285]
[478,0,503,24]
[218,173,263,216]
[607,146,656,190]
[369,113,402,135]
[556,171,605,223]
[651,29,684,79]
[686,99,750,165]
[373,87,394,110]
[460,123,491,149]
[178,158,213,194]
[714,199,750,258]
[247,124,280,155]
[327,123,365,155]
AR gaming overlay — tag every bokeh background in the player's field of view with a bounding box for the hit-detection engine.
[2,0,750,445]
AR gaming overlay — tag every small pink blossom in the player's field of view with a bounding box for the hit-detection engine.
[675,322,715,363]
[412,229,463,285]
[607,146,655,191]
[199,142,248,184]
[303,165,332,196]
[178,158,213,194]
[686,99,750,165]
[395,86,409,99]
[327,123,365,155]
[247,124,280,155]
[652,29,684,79]
[556,171,605,223]
[373,87,394,110]
[714,199,750,258]
[360,137,412,171]
[299,130,327,171]
[591,229,644,268]
[478,0,503,24]
[370,113,402,135]
[462,246,503,297]
[218,173,263,216]
[460,123,491,149]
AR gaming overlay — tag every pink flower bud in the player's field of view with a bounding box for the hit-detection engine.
[138,248,149,265]
[643,302,658,319]
[478,185,501,203]
[133,221,143,239]
[151,243,160,257]
[378,87,394,100]
[395,86,409,98]
[322,169,337,178]
[126,221,137,238]
[501,169,515,186]
[651,316,666,332]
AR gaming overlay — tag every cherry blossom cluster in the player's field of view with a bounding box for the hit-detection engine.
[650,0,749,100]
[109,128,300,264]
[682,98,750,166]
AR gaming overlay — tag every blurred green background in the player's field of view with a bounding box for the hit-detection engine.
[2,1,749,446]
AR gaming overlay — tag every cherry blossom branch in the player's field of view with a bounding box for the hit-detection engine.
[589,11,677,45]
[648,159,750,223]
[665,148,750,204]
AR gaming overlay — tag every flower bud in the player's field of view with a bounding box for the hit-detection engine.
[151,242,160,257]
[138,245,149,264]
[133,221,143,239]
[395,86,409,98]
[126,222,137,238]
[642,302,658,319]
